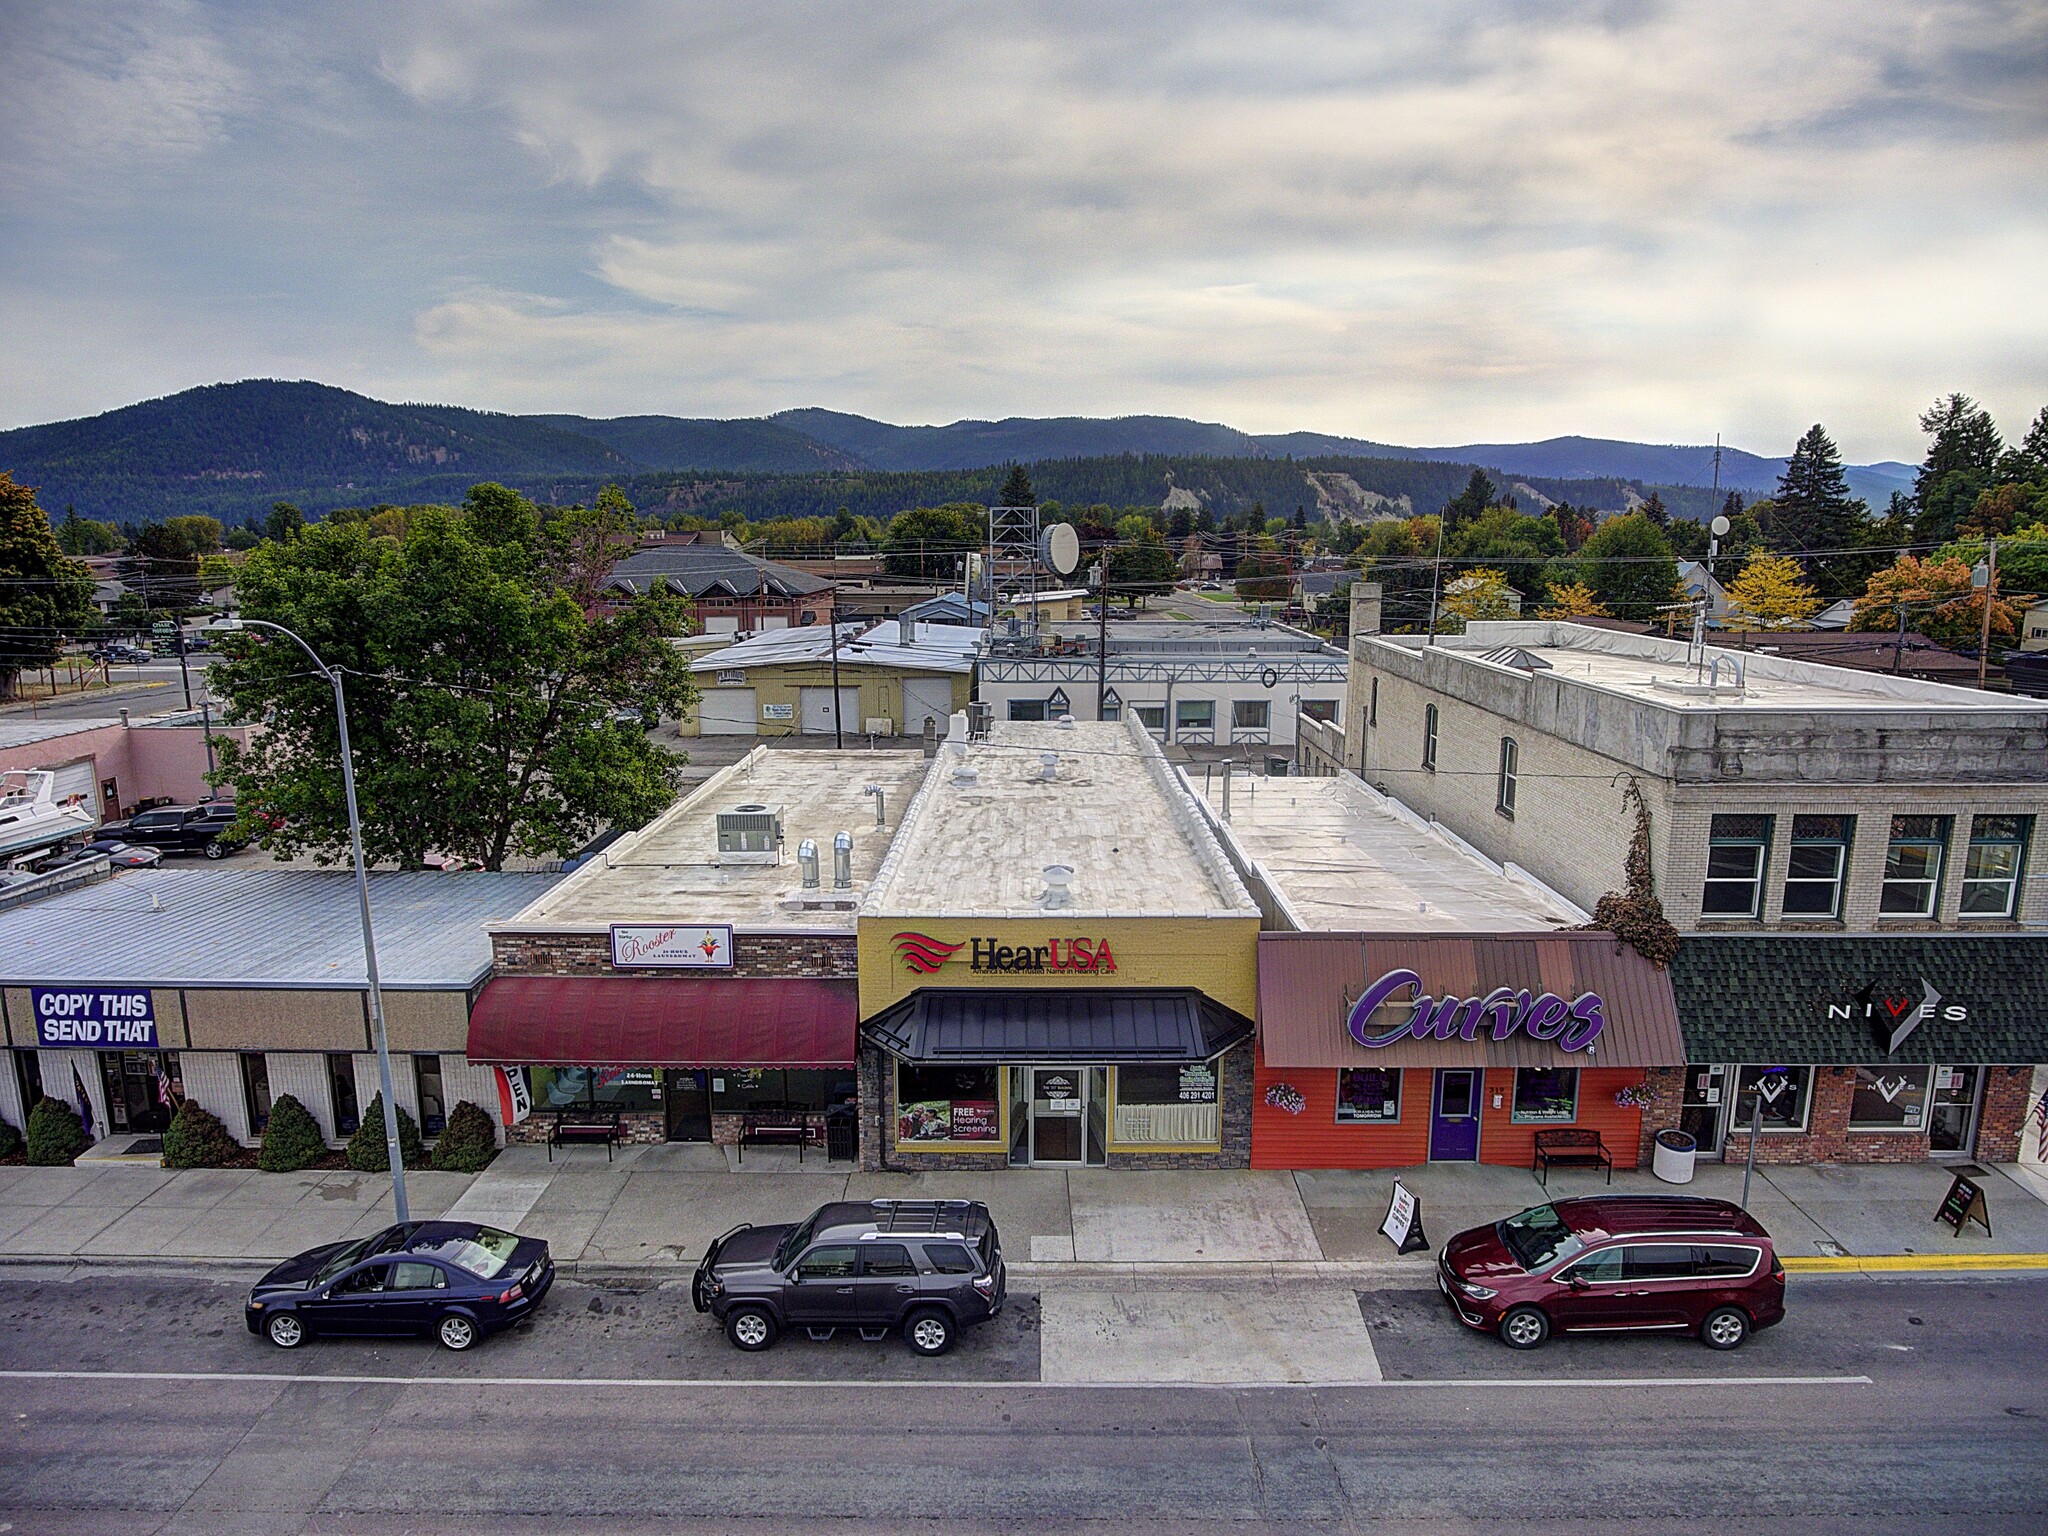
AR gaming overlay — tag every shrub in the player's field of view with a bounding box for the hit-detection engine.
[0,1114,21,1159]
[162,1101,241,1168]
[256,1093,328,1172]
[346,1094,424,1173]
[429,1100,499,1173]
[26,1099,91,1166]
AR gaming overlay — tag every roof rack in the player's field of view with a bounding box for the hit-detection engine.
[866,1197,979,1234]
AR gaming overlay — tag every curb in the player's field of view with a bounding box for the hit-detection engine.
[1779,1253,2048,1274]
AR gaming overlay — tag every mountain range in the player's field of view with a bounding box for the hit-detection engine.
[0,379,1915,526]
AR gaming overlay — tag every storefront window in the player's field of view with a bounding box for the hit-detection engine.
[1335,1066,1402,1124]
[709,1068,856,1113]
[1960,815,2030,917]
[1175,699,1216,740]
[1848,1065,1933,1131]
[1112,1063,1221,1145]
[896,1064,1001,1144]
[528,1067,662,1114]
[1511,1067,1578,1124]
[240,1052,272,1133]
[414,1054,446,1137]
[328,1055,360,1136]
[1731,1065,1812,1132]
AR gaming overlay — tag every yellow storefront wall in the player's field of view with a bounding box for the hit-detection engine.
[860,913,1260,1157]
[681,664,971,737]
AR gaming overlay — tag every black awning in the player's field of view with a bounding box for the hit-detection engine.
[863,987,1253,1063]
[1671,935,2048,1064]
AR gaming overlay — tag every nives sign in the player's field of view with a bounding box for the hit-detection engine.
[31,987,157,1049]
[893,931,1118,977]
[1346,969,1604,1054]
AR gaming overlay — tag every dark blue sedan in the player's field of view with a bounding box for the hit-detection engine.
[246,1221,554,1352]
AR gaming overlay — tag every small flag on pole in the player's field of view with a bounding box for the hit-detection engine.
[70,1064,97,1142]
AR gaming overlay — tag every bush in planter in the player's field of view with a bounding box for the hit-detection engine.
[26,1099,92,1166]
[345,1094,424,1173]
[256,1093,328,1172]
[162,1101,241,1168]
[0,1113,21,1160]
[429,1100,499,1173]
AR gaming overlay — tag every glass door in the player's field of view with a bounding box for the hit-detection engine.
[1029,1068,1087,1166]
[1680,1064,1728,1156]
[1928,1066,1982,1157]
[664,1070,712,1141]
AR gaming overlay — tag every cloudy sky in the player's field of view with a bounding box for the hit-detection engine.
[3,1,2045,460]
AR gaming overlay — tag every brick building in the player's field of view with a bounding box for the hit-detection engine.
[1332,619,2048,1167]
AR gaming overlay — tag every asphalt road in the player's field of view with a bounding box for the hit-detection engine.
[1,1266,2042,1533]
[4,658,214,722]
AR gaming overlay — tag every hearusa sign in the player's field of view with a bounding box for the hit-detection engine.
[31,987,158,1049]
[1345,969,1605,1054]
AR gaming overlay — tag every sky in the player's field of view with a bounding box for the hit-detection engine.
[3,1,2045,462]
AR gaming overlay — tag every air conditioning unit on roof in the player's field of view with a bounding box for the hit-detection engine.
[716,803,785,863]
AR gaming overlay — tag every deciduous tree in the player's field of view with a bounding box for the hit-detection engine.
[1437,568,1518,632]
[882,503,984,581]
[1722,551,1822,632]
[1575,512,1679,622]
[1849,555,2018,651]
[0,475,96,699]
[1542,580,1608,618]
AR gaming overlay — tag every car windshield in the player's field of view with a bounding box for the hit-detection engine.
[772,1212,821,1271]
[420,1227,521,1279]
[312,1237,373,1284]
[1498,1204,1585,1272]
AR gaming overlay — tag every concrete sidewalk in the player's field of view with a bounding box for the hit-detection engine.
[3,1145,2046,1272]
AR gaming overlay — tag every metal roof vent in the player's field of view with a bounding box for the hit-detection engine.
[1478,646,1553,672]
[951,764,980,788]
[1041,864,1074,908]
[832,830,853,889]
[1039,752,1060,781]
[797,838,820,889]
[1056,714,1077,729]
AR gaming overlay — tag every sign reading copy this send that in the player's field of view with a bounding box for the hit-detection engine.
[31,988,157,1049]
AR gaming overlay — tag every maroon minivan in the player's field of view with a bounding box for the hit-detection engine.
[1438,1195,1785,1351]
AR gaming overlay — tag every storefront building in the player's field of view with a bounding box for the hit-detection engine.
[468,746,933,1158]
[855,718,1262,1170]
[0,867,558,1151]
[1662,935,2048,1165]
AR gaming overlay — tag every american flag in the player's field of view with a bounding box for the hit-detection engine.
[155,1062,178,1109]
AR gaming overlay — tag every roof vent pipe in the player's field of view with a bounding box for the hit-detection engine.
[1040,752,1059,781]
[832,830,853,889]
[1042,864,1074,908]
[863,783,885,826]
[797,838,820,889]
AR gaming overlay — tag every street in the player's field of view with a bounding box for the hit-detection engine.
[1,1267,2042,1533]
[2,657,213,723]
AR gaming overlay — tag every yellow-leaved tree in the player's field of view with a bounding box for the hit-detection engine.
[1437,568,1518,632]
[1543,580,1608,619]
[1723,551,1822,632]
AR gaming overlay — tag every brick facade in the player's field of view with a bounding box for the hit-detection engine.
[491,929,859,980]
[1635,1066,1687,1167]
[1718,1064,2036,1165]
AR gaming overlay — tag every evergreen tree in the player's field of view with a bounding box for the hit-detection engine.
[1914,394,2002,544]
[1762,425,1869,599]
[1441,469,1494,535]
[1639,490,1669,528]
[0,475,97,699]
[995,464,1036,507]
[1996,407,2048,485]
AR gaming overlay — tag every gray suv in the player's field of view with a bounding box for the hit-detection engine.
[692,1199,1005,1357]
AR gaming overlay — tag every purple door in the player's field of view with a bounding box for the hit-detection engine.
[1430,1069,1481,1161]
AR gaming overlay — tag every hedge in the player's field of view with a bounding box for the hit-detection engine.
[162,1101,240,1168]
[26,1099,91,1166]
[0,1113,21,1160]
[429,1100,499,1173]
[346,1094,424,1173]
[256,1093,327,1172]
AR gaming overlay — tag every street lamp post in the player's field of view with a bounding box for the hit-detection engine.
[214,618,408,1221]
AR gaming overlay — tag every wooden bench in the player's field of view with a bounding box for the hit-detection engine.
[1532,1128,1611,1186]
[549,1107,622,1162]
[739,1111,814,1164]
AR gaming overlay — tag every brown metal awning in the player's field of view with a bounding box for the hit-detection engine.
[467,976,857,1067]
[1257,932,1685,1070]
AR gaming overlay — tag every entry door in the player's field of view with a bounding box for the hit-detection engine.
[1679,1064,1727,1156]
[799,687,860,735]
[1429,1069,1481,1161]
[665,1070,713,1142]
[99,1052,171,1135]
[1928,1067,1982,1156]
[1030,1068,1087,1166]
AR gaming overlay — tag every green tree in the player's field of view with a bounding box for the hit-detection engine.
[1106,536,1179,608]
[1353,519,1433,632]
[1449,506,1565,605]
[883,503,984,581]
[429,1100,499,1172]
[1762,425,1869,598]
[264,501,305,543]
[1914,393,2003,544]
[1576,512,1679,622]
[0,474,97,699]
[165,515,224,555]
[346,1093,424,1173]
[1234,548,1291,601]
[208,484,698,870]
[26,1098,90,1165]
[256,1093,328,1172]
[996,464,1037,507]
[56,508,123,555]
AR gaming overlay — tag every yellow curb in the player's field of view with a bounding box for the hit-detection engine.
[1782,1252,2048,1273]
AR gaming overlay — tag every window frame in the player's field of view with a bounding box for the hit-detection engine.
[1232,698,1271,731]
[239,1051,271,1135]
[1782,814,1854,919]
[1959,814,2030,919]
[1422,704,1438,771]
[1334,1066,1403,1125]
[1702,814,1774,919]
[1007,698,1049,723]
[1133,703,1167,737]
[1510,1066,1579,1125]
[1846,1065,1935,1133]
[1174,698,1216,740]
[1730,1064,1813,1134]
[1496,736,1519,819]
[413,1053,447,1138]
[1879,814,1952,918]
[327,1054,360,1137]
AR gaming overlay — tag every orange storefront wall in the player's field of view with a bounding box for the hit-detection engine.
[1252,1053,1643,1171]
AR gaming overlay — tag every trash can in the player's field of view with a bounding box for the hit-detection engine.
[1652,1128,1697,1185]
[825,1104,859,1164]
[1265,755,1290,777]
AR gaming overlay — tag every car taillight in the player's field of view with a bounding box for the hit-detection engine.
[972,1275,996,1298]
[497,1283,524,1304]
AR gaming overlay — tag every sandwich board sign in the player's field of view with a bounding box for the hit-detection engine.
[1380,1179,1429,1254]
[1934,1173,1991,1237]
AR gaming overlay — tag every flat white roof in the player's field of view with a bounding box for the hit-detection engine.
[502,745,933,932]
[1195,772,1586,932]
[863,718,1256,918]
[692,621,982,676]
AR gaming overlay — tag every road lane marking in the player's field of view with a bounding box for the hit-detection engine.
[0,1368,1873,1391]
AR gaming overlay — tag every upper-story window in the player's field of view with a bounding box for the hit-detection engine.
[1496,737,1519,818]
[1782,814,1854,918]
[1422,704,1439,771]
[1960,814,2031,918]
[1703,814,1773,918]
[1880,815,1951,917]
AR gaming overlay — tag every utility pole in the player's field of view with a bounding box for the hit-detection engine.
[829,614,844,748]
[1425,511,1447,645]
[175,626,193,711]
[1096,552,1110,719]
[1976,537,1999,692]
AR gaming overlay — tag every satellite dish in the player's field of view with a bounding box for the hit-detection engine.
[1710,515,1732,538]
[1037,523,1081,578]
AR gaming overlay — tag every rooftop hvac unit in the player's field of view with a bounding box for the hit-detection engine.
[716,803,785,863]
[966,701,994,741]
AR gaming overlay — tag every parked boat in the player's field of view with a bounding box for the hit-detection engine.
[0,770,97,858]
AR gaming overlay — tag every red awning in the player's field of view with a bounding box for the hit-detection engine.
[467,977,857,1068]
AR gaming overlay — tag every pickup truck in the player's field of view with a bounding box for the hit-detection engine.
[102,803,247,860]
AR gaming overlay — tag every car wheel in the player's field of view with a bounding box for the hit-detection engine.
[1701,1306,1749,1351]
[266,1312,306,1349]
[203,839,228,860]
[436,1314,479,1351]
[725,1306,778,1352]
[1499,1305,1550,1351]
[904,1308,956,1358]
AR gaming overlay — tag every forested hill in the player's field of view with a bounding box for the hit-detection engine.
[2,378,1884,526]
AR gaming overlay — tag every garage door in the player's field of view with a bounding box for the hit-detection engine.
[697,689,757,736]
[799,687,860,735]
[901,677,953,738]
[48,758,100,827]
